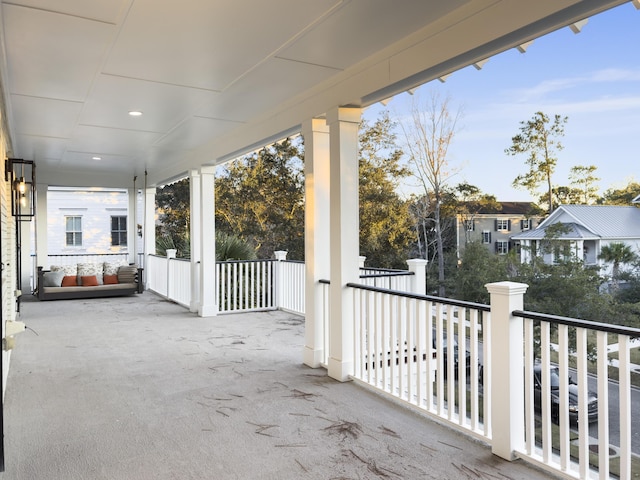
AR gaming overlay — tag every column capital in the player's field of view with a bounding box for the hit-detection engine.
[301,118,329,136]
[326,106,361,125]
[485,281,528,296]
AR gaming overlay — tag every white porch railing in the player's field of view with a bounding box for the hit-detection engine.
[278,259,305,314]
[344,281,640,480]
[349,283,490,442]
[359,267,414,292]
[217,259,276,312]
[514,309,638,480]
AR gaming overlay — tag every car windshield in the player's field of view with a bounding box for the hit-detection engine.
[534,366,561,389]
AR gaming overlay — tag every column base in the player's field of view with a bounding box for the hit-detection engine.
[327,357,353,382]
[303,346,324,369]
[198,304,218,317]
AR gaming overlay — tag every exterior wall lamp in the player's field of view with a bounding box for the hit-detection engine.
[5,158,36,219]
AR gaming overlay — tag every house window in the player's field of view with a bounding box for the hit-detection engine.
[111,216,127,246]
[495,219,511,232]
[521,219,532,230]
[495,241,509,255]
[65,216,82,246]
[482,231,491,244]
[464,220,475,232]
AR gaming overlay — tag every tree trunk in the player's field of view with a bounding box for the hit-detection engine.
[435,196,445,297]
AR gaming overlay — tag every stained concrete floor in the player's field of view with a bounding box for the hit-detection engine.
[2,292,557,479]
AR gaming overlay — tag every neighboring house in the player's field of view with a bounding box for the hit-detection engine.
[47,187,132,255]
[512,204,640,276]
[456,202,543,257]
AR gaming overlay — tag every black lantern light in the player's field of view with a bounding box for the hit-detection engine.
[5,158,36,219]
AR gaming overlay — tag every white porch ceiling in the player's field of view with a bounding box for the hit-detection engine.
[0,0,630,188]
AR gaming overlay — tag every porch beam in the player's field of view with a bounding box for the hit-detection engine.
[198,166,217,317]
[327,107,361,382]
[302,118,331,368]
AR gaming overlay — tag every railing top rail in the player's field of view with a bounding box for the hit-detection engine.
[47,253,129,257]
[513,309,640,337]
[282,259,304,264]
[217,258,277,265]
[359,271,414,278]
[359,267,407,273]
[346,282,491,312]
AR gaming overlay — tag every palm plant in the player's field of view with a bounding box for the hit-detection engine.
[599,242,637,292]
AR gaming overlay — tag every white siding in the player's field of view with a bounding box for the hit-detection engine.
[47,188,129,255]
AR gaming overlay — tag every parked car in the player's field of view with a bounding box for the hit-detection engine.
[433,329,471,380]
[533,365,598,424]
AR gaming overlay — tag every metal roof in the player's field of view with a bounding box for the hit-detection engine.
[513,205,640,240]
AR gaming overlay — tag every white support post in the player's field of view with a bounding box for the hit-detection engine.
[406,258,427,295]
[358,256,366,269]
[127,187,137,265]
[485,281,529,460]
[327,106,361,382]
[198,166,217,317]
[302,118,331,369]
[143,187,156,288]
[35,183,48,269]
[189,170,201,313]
[274,250,287,309]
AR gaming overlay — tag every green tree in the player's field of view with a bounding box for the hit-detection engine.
[506,112,567,214]
[156,178,190,249]
[453,241,509,303]
[569,165,600,204]
[599,242,638,293]
[599,180,640,205]
[358,113,415,268]
[215,138,305,260]
[399,92,461,297]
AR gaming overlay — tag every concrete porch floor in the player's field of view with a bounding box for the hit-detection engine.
[3,292,556,479]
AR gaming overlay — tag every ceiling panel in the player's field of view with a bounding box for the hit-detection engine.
[277,0,468,70]
[11,94,82,138]
[14,135,68,164]
[66,125,162,158]
[79,74,219,133]
[197,57,339,123]
[3,0,129,24]
[154,117,240,152]
[61,151,133,175]
[103,0,340,91]
[3,4,116,100]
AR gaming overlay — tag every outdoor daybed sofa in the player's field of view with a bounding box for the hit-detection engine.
[36,262,143,301]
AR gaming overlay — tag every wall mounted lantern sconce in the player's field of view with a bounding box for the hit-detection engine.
[5,158,36,219]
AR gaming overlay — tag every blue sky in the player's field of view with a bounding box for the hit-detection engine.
[364,3,640,202]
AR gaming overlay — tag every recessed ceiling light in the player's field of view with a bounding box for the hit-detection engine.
[128,110,143,116]
[92,156,102,161]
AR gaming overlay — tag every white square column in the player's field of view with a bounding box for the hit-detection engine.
[198,166,217,317]
[143,187,156,288]
[189,169,201,313]
[35,183,48,269]
[302,118,331,368]
[127,187,137,264]
[327,107,361,382]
